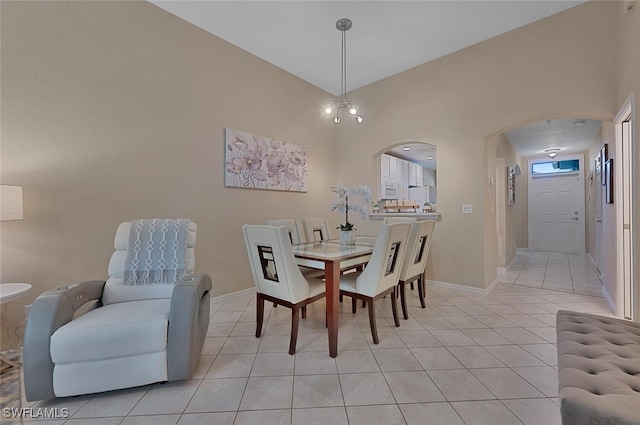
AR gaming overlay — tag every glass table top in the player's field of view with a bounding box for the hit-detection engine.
[292,240,373,261]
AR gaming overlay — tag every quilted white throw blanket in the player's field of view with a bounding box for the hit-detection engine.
[123,218,189,285]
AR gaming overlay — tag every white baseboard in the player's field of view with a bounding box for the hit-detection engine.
[497,255,518,276]
[427,279,493,296]
[586,252,603,279]
[210,287,255,304]
[601,284,616,314]
[485,278,499,295]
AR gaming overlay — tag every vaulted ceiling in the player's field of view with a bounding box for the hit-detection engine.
[149,1,596,164]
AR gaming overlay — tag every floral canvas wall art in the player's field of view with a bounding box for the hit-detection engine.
[225,128,308,192]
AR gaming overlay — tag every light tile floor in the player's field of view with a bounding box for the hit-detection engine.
[18,254,613,425]
[497,250,604,296]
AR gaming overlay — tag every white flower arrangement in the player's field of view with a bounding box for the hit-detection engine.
[331,185,372,231]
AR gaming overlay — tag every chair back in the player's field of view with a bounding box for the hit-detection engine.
[266,219,305,244]
[243,225,310,304]
[102,220,197,305]
[383,217,416,224]
[303,218,332,242]
[398,220,436,282]
[356,222,410,297]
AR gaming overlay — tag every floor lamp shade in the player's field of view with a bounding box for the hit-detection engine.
[0,185,23,221]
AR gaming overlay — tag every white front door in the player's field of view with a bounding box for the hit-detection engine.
[529,156,585,254]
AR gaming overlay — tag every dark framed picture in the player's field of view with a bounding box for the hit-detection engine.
[600,144,608,186]
[595,154,601,178]
[605,158,613,204]
[507,166,516,206]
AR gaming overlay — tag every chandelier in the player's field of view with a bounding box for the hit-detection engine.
[324,18,364,124]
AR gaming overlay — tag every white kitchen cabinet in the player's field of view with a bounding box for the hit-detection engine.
[388,155,398,180]
[381,155,390,180]
[401,160,409,199]
[407,162,424,187]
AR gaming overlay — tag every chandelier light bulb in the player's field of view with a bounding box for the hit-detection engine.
[355,115,364,124]
[325,107,333,114]
[348,107,357,115]
[333,115,341,124]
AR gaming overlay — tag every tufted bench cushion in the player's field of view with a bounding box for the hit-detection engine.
[556,310,640,425]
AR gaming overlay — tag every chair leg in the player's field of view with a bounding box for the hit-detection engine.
[340,293,343,302]
[301,305,307,319]
[289,307,300,355]
[273,302,277,308]
[362,300,366,308]
[352,296,357,314]
[417,276,426,308]
[368,299,379,344]
[256,295,265,338]
[399,282,409,320]
[391,288,400,327]
[410,282,414,290]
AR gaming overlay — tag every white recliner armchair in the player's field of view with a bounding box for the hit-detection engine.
[23,219,212,401]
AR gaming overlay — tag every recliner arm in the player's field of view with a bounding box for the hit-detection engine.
[167,273,212,381]
[23,280,106,401]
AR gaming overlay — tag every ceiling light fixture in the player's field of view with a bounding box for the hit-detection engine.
[403,147,411,151]
[545,148,561,159]
[324,18,363,125]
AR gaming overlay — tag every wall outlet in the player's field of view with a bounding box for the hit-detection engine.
[462,204,473,214]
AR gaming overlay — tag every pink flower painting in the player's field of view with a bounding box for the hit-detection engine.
[225,128,308,192]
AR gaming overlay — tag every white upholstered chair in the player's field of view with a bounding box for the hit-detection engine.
[243,224,326,355]
[397,220,436,318]
[23,219,212,401]
[339,222,410,344]
[383,217,417,224]
[302,217,333,242]
[266,219,305,244]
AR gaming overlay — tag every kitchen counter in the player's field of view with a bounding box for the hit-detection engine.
[369,212,441,221]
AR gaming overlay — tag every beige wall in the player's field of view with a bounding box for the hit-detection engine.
[586,127,604,268]
[337,1,618,289]
[600,122,618,305]
[491,134,520,268]
[0,1,337,347]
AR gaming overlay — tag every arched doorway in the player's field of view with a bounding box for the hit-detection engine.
[373,142,437,207]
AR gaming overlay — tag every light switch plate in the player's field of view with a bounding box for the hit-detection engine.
[462,204,473,214]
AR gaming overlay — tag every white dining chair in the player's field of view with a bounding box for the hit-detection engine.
[265,219,322,290]
[266,219,305,244]
[243,224,326,355]
[302,218,332,242]
[383,217,417,224]
[339,222,410,344]
[397,220,436,319]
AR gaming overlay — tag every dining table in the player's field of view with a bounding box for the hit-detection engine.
[291,240,374,358]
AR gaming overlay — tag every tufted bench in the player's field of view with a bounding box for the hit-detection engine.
[556,310,640,425]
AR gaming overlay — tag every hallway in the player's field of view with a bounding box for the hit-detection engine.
[497,251,603,297]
